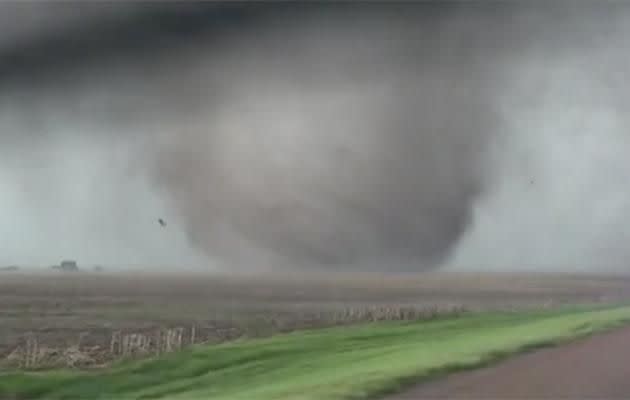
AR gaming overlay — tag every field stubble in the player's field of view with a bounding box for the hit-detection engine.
[2,270,630,369]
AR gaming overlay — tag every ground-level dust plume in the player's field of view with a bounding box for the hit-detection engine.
[1,3,630,272]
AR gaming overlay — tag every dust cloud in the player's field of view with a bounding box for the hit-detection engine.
[1,3,630,272]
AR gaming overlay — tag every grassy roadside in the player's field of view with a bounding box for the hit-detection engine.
[2,305,630,400]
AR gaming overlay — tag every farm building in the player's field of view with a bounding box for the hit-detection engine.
[52,260,79,272]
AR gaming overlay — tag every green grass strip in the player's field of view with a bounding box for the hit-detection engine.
[2,305,630,400]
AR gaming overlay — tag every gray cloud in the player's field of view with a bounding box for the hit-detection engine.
[1,3,630,271]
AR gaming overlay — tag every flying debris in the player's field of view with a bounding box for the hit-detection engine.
[158,218,166,227]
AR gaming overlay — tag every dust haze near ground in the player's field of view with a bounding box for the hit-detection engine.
[1,3,630,272]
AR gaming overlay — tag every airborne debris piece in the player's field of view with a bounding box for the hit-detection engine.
[158,218,166,227]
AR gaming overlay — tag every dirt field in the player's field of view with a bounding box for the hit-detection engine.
[2,270,630,369]
[389,324,630,399]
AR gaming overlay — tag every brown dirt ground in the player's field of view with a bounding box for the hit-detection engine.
[389,326,630,400]
[3,270,630,368]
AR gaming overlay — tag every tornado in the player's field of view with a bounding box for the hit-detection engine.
[2,3,630,272]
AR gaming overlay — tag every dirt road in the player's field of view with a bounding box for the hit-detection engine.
[389,326,630,399]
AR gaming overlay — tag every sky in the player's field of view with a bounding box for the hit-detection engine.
[2,3,630,273]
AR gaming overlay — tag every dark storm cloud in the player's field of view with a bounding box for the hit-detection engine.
[0,3,261,84]
[3,3,630,271]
